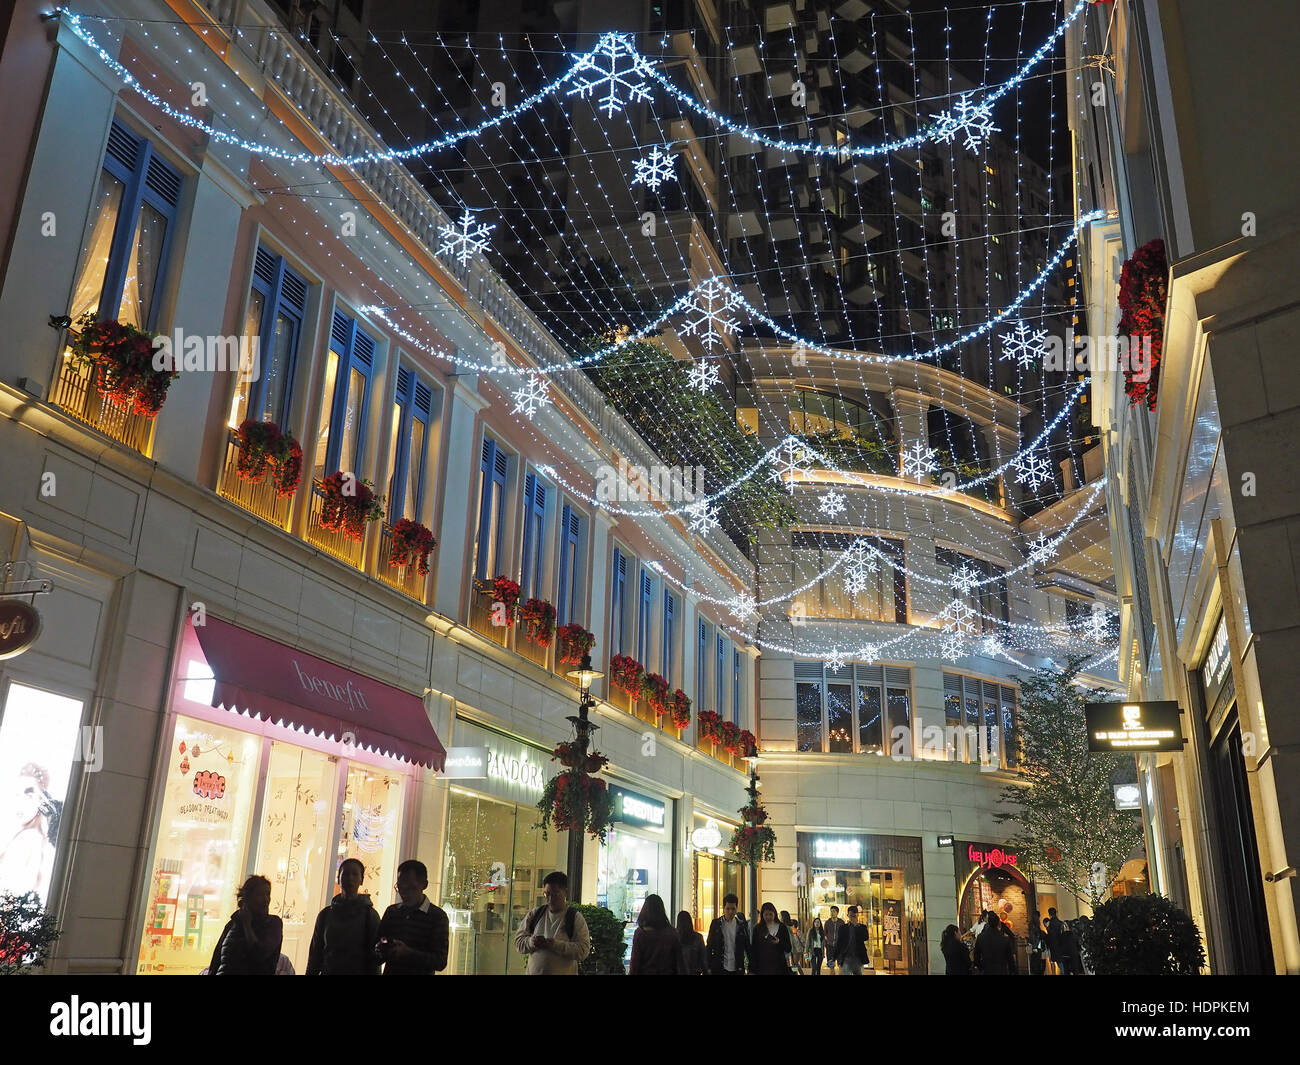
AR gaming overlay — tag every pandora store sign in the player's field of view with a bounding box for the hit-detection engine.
[445,722,547,801]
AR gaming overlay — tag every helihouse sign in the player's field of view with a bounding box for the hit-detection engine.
[1085,701,1185,752]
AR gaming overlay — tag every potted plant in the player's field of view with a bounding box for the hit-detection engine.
[0,892,61,975]
[490,576,521,623]
[556,623,596,665]
[697,709,723,746]
[235,419,303,496]
[319,472,384,541]
[670,688,692,730]
[68,312,178,417]
[552,740,609,776]
[729,798,776,865]
[574,904,628,975]
[520,598,557,647]
[609,654,645,699]
[719,720,743,755]
[738,728,757,759]
[1076,893,1205,975]
[1118,238,1168,411]
[536,766,616,843]
[389,518,436,575]
[641,671,671,720]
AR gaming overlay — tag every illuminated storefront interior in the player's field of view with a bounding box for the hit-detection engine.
[598,784,671,955]
[690,812,743,930]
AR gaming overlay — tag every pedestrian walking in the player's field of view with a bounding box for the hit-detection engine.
[973,913,1014,975]
[788,918,806,974]
[750,902,794,975]
[1045,907,1064,973]
[676,910,707,975]
[940,924,970,974]
[1056,920,1080,975]
[208,875,283,975]
[629,894,681,974]
[705,893,750,974]
[1026,912,1047,976]
[836,905,872,975]
[822,905,844,974]
[306,858,381,975]
[514,870,592,975]
[807,917,826,975]
[376,859,449,975]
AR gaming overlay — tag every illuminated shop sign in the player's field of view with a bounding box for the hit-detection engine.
[1113,783,1142,811]
[610,786,666,829]
[443,747,489,779]
[937,834,954,848]
[0,600,42,660]
[486,747,544,793]
[1085,701,1185,752]
[967,844,1018,869]
[813,838,862,862]
[691,820,723,850]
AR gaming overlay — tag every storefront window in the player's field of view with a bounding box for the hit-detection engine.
[693,849,743,931]
[598,826,669,953]
[136,715,262,975]
[337,763,404,919]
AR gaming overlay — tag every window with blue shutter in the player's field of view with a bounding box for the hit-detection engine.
[520,471,548,601]
[662,590,677,683]
[611,548,628,656]
[556,503,584,627]
[733,648,742,725]
[312,309,374,482]
[474,437,510,580]
[716,633,726,719]
[68,119,183,332]
[697,619,708,709]
[387,365,432,521]
[230,246,307,429]
[637,568,653,665]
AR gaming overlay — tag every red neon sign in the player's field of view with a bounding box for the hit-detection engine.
[968,844,1018,869]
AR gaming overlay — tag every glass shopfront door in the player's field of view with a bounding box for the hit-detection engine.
[808,867,908,971]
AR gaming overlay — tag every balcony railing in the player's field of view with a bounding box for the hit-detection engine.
[51,351,155,454]
[515,629,550,670]
[217,429,293,528]
[375,522,429,601]
[468,580,507,646]
[304,479,366,569]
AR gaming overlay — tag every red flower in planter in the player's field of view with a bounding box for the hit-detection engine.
[697,710,723,744]
[390,518,436,575]
[1117,238,1169,411]
[490,576,521,622]
[320,472,383,540]
[738,729,757,759]
[609,654,645,697]
[236,419,303,497]
[720,720,743,754]
[556,623,596,665]
[670,688,692,730]
[520,598,557,647]
[641,672,671,718]
[69,312,178,419]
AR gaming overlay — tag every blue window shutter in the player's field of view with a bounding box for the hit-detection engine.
[662,591,675,681]
[248,247,305,427]
[476,438,503,581]
[697,619,707,708]
[521,472,547,601]
[558,503,578,626]
[637,569,652,665]
[716,634,726,717]
[611,549,627,655]
[733,648,742,724]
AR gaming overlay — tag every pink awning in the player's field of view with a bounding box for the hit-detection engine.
[193,617,445,770]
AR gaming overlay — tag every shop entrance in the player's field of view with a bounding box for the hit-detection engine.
[808,867,909,972]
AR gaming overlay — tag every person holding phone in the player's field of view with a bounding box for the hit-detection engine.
[749,902,794,975]
[376,860,449,975]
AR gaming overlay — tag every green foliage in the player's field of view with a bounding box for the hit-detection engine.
[794,431,897,476]
[574,903,628,975]
[995,657,1144,905]
[1078,894,1206,975]
[582,339,796,541]
[0,892,61,974]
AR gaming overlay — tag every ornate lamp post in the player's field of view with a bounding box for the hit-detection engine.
[563,652,603,903]
[745,755,760,924]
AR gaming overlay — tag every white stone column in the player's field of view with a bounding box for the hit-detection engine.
[432,380,489,621]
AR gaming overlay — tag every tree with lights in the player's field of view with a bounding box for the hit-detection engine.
[994,657,1143,907]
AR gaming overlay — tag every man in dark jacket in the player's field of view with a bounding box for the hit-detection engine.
[1045,907,1064,971]
[836,905,872,975]
[974,914,1015,975]
[705,893,749,974]
[377,859,449,975]
[822,906,845,974]
[307,858,381,975]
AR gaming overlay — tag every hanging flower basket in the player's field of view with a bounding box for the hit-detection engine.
[719,720,743,755]
[319,472,384,541]
[1117,238,1169,411]
[697,710,723,745]
[235,419,303,497]
[738,729,757,759]
[556,623,596,665]
[389,518,436,575]
[641,672,671,719]
[552,741,608,775]
[536,768,616,843]
[729,796,777,866]
[609,654,645,698]
[490,575,521,623]
[520,598,557,647]
[670,688,692,730]
[69,312,178,418]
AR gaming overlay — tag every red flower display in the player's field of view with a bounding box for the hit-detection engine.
[729,797,776,865]
[1117,238,1169,411]
[609,654,645,697]
[719,719,743,754]
[670,688,692,730]
[320,472,384,541]
[552,741,608,775]
[520,598,557,647]
[641,671,671,718]
[490,576,521,622]
[697,710,723,744]
[390,518,436,575]
[535,744,616,844]
[68,313,178,418]
[738,729,758,759]
[235,419,303,497]
[556,623,596,665]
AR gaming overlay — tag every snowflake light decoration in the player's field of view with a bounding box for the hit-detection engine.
[679,277,744,351]
[687,358,721,392]
[858,643,880,664]
[945,599,976,635]
[948,563,981,597]
[1082,607,1113,643]
[818,488,847,518]
[980,634,1004,659]
[729,592,757,622]
[566,33,656,118]
[998,320,1050,370]
[901,439,938,480]
[841,539,879,597]
[685,500,720,537]
[511,373,551,419]
[1026,532,1054,565]
[1014,452,1053,490]
[632,145,677,192]
[438,209,494,266]
[825,650,848,673]
[770,437,812,493]
[940,631,964,662]
[930,93,1000,152]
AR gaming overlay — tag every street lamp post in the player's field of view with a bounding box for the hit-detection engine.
[746,757,760,924]
[564,652,603,905]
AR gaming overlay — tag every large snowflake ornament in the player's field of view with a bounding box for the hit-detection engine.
[980,634,1004,659]
[729,592,757,622]
[678,277,745,351]
[438,208,495,266]
[825,650,848,673]
[1026,532,1054,565]
[511,373,551,419]
[998,320,1050,370]
[858,642,880,664]
[948,562,981,597]
[1014,451,1054,490]
[687,358,721,392]
[685,500,720,537]
[930,92,1000,152]
[567,33,656,118]
[632,145,677,192]
[769,437,813,492]
[945,598,976,635]
[1081,606,1114,643]
[940,631,964,662]
[841,539,879,597]
[818,488,847,518]
[901,439,938,480]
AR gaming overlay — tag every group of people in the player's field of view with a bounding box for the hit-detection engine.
[939,906,1085,975]
[627,896,874,975]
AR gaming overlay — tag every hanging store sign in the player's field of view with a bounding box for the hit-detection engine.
[691,820,724,850]
[1113,783,1142,811]
[1085,701,1185,752]
[937,834,954,848]
[610,785,666,829]
[443,747,489,779]
[0,600,42,659]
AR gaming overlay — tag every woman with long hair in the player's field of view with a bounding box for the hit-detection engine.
[0,764,59,899]
[941,924,971,975]
[807,916,826,975]
[628,894,681,974]
[208,875,283,975]
[749,902,794,975]
[675,910,707,975]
